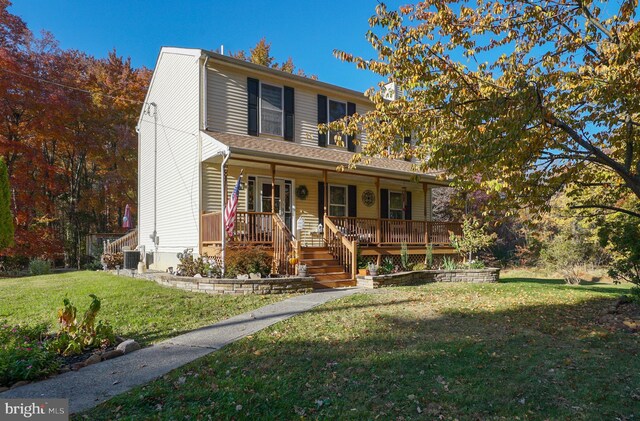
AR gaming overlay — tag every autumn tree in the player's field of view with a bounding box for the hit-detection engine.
[0,158,13,249]
[331,1,640,219]
[231,38,317,79]
[0,1,150,265]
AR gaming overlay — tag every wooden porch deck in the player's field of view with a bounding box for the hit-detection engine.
[200,211,461,280]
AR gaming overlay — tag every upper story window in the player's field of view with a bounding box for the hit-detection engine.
[260,83,283,136]
[328,99,347,146]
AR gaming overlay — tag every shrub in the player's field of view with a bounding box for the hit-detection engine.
[377,257,395,275]
[598,209,640,286]
[176,249,221,277]
[48,294,115,356]
[442,256,459,270]
[101,252,123,269]
[400,242,409,270]
[29,259,51,276]
[464,260,486,269]
[424,244,434,269]
[540,230,599,284]
[450,216,497,262]
[412,262,428,271]
[0,322,59,387]
[225,246,272,277]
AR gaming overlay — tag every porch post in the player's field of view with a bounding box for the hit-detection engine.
[271,163,276,214]
[375,176,381,245]
[271,163,276,274]
[423,182,429,245]
[323,169,328,243]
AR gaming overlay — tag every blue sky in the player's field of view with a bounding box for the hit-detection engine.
[9,0,398,92]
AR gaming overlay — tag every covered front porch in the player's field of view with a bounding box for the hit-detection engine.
[199,130,462,283]
[200,210,462,280]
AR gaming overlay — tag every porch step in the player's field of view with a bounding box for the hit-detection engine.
[298,251,335,260]
[313,279,357,289]
[299,246,354,289]
[307,265,345,274]
[312,272,353,281]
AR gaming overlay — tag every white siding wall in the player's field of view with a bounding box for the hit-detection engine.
[139,49,201,263]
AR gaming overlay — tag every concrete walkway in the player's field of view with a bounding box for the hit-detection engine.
[1,288,361,414]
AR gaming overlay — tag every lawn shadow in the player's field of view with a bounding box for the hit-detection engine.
[81,292,640,421]
[502,276,629,295]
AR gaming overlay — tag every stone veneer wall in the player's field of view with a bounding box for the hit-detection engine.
[112,270,314,295]
[357,268,500,289]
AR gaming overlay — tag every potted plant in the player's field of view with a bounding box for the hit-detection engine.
[367,262,378,276]
[297,263,308,277]
[357,248,367,276]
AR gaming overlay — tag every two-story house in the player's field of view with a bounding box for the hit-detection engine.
[126,47,460,287]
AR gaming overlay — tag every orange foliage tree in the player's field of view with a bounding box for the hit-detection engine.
[0,0,151,266]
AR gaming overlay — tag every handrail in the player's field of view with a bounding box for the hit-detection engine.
[273,213,296,275]
[324,215,357,280]
[104,229,138,254]
[327,216,462,246]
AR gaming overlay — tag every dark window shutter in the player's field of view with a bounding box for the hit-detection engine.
[348,185,357,217]
[403,135,411,161]
[247,78,259,136]
[317,95,328,147]
[318,181,325,224]
[380,188,389,219]
[284,86,294,141]
[347,102,356,152]
[405,191,412,220]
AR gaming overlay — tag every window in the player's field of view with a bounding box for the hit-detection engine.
[329,185,347,217]
[260,83,283,136]
[389,191,404,220]
[328,99,346,146]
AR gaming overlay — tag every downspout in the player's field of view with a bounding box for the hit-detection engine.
[202,55,209,131]
[220,150,231,276]
[148,102,158,253]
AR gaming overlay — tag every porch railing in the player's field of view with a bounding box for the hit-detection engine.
[201,211,273,245]
[328,216,462,246]
[273,213,296,275]
[104,229,138,254]
[324,215,357,280]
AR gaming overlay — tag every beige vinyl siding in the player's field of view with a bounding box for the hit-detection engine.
[207,66,247,134]
[206,62,370,151]
[202,162,221,213]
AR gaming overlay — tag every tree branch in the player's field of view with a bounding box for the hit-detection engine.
[570,204,640,219]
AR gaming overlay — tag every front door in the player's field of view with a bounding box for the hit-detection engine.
[258,179,293,230]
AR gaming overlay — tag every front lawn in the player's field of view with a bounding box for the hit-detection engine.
[0,271,291,346]
[79,271,640,420]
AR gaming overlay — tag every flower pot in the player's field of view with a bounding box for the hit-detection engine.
[358,268,367,276]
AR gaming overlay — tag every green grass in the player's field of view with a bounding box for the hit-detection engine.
[78,271,640,420]
[0,271,291,346]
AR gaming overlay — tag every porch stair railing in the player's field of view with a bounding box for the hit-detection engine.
[324,215,357,280]
[272,213,297,275]
[104,229,138,254]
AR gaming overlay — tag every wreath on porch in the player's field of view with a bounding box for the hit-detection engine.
[295,185,309,200]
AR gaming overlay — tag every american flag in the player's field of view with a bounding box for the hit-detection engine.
[224,173,243,238]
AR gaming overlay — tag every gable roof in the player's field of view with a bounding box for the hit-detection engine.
[203,130,443,180]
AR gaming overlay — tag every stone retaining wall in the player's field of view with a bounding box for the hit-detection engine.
[357,268,500,288]
[111,270,314,295]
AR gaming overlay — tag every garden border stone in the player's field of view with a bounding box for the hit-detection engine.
[357,268,500,288]
[110,269,314,295]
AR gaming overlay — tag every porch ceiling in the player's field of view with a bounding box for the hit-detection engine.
[203,130,446,183]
